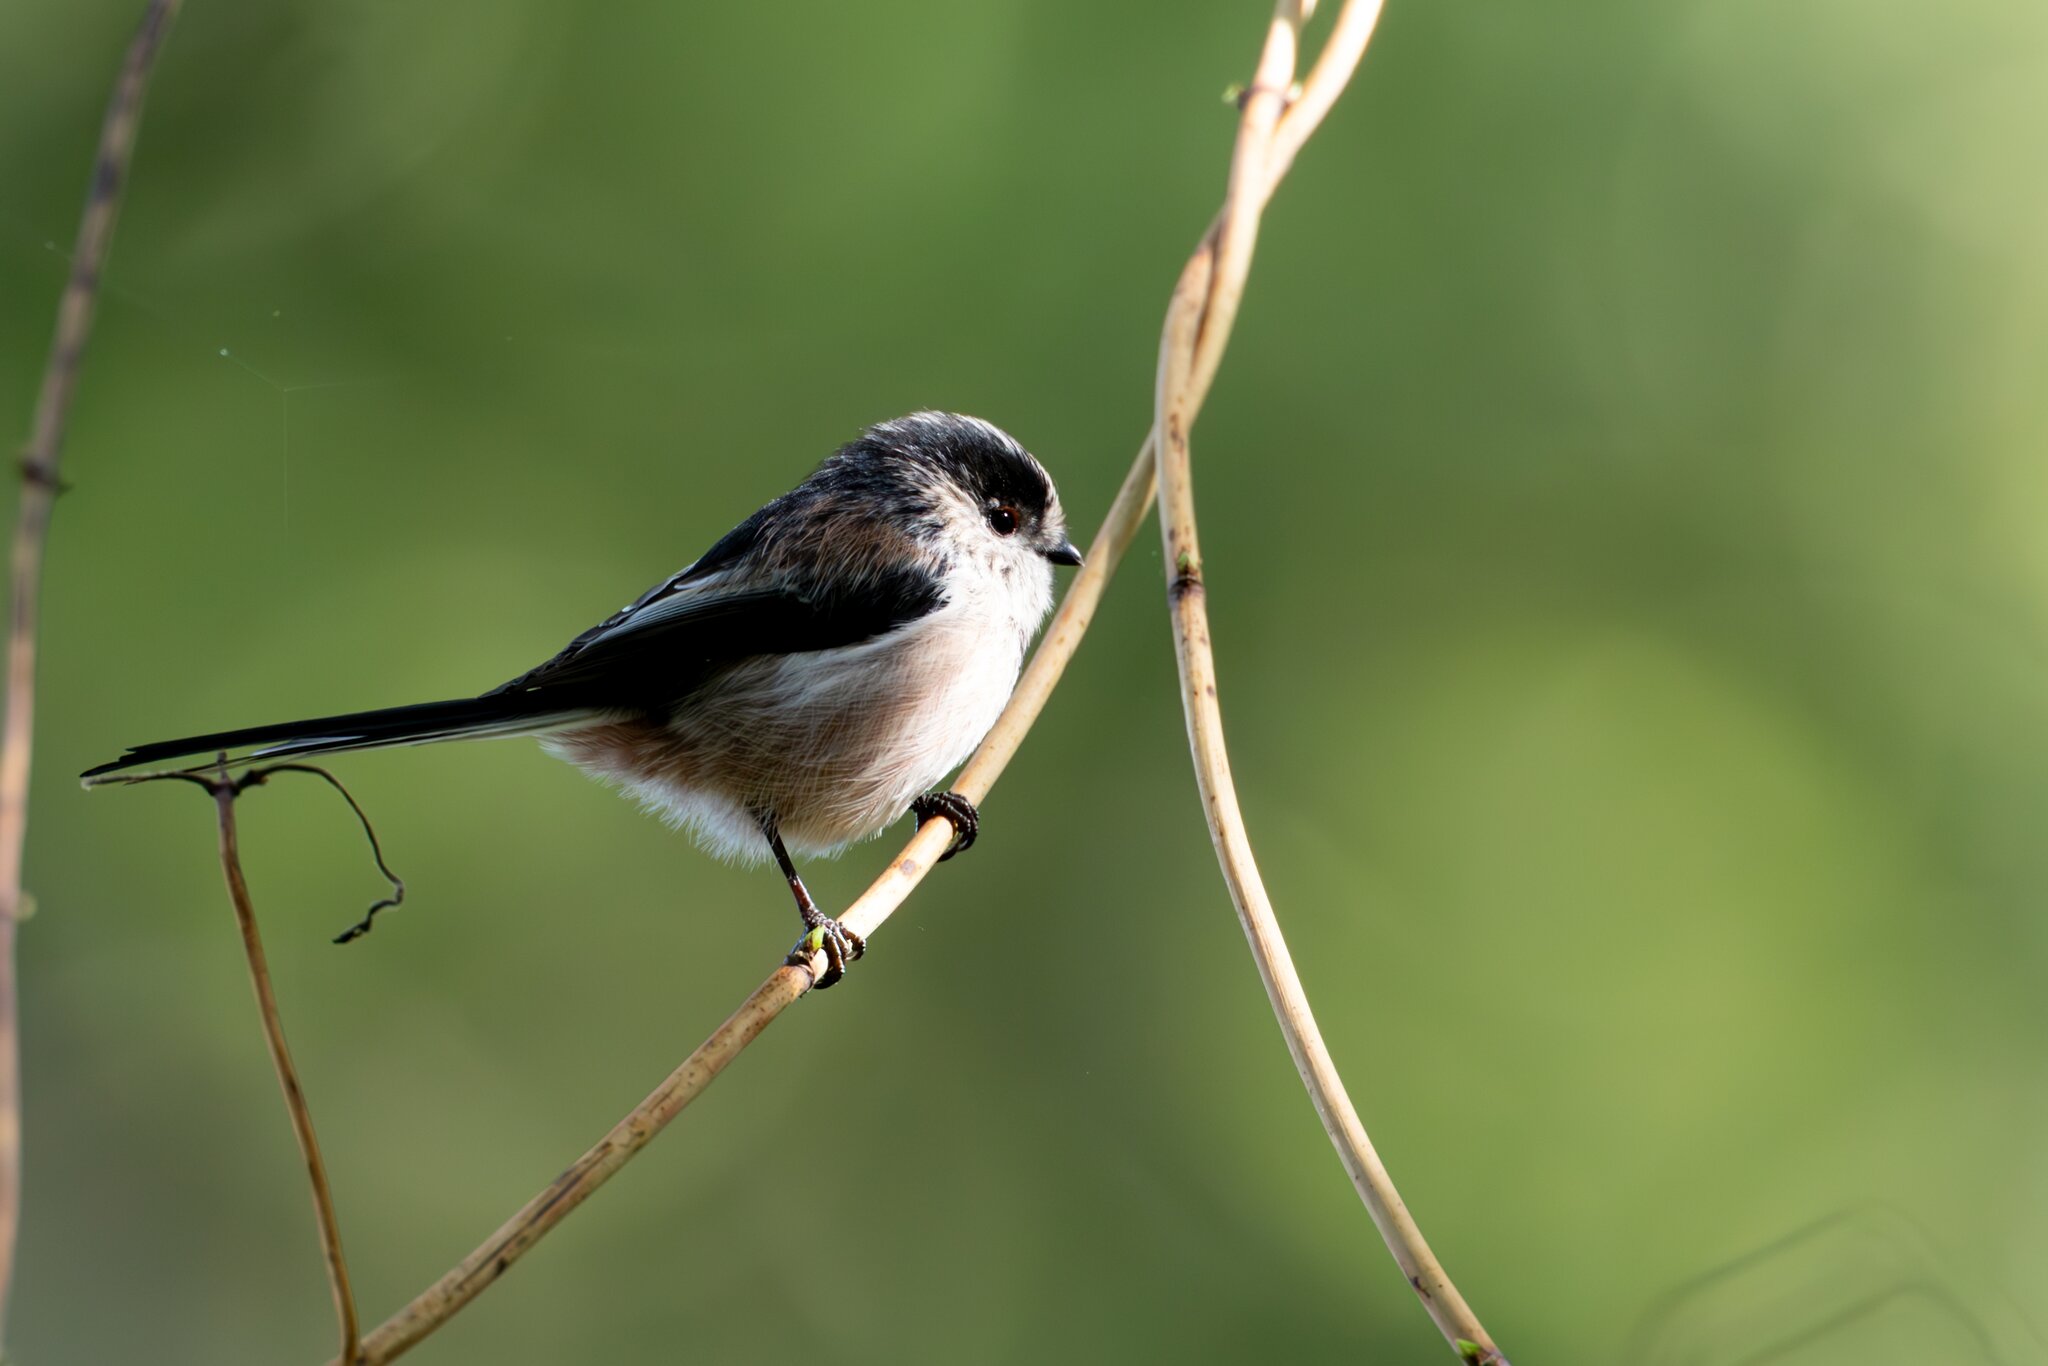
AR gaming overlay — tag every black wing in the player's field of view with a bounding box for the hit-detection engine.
[80,551,942,781]
[485,559,944,711]
[82,496,947,780]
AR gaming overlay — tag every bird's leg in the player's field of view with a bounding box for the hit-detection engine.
[765,816,864,989]
[910,790,979,862]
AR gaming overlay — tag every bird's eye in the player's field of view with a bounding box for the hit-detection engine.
[988,505,1019,536]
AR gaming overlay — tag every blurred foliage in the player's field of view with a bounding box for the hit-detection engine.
[4,1,2048,1363]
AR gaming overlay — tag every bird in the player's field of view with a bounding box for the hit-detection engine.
[83,412,1083,987]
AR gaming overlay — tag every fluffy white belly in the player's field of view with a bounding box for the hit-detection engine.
[544,604,1025,863]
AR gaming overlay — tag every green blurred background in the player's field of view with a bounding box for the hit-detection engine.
[4,1,2046,1362]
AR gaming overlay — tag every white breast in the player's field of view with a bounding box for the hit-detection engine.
[550,552,1053,864]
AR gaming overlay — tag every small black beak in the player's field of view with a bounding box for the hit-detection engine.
[1045,539,1084,568]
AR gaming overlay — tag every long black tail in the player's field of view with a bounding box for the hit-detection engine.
[80,695,588,783]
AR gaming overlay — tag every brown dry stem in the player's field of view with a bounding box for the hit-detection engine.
[1157,3,1505,1361]
[118,764,373,1362]
[0,0,184,1340]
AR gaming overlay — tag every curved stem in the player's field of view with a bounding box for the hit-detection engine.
[1154,2,1506,1361]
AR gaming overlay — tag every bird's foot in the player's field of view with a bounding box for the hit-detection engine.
[910,790,979,862]
[787,916,866,990]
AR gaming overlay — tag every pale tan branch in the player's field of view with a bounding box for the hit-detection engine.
[1267,0,1387,190]
[1154,2,1507,1362]
[347,965,807,1364]
[328,4,1468,1361]
[0,0,184,1340]
[1181,2,1302,414]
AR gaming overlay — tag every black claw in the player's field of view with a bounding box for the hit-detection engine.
[910,790,979,862]
[762,813,865,990]
[787,917,866,990]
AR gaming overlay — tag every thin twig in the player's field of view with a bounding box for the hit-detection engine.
[329,5,1418,1361]
[0,0,184,1340]
[115,763,369,1362]
[1155,3,1506,1362]
[102,761,409,947]
[212,772,363,1362]
[245,764,408,943]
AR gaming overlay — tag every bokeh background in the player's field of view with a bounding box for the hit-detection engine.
[3,1,2046,1362]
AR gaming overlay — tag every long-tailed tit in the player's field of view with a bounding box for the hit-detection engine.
[84,411,1082,987]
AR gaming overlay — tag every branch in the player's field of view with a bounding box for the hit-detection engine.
[1155,3,1507,1362]
[115,764,373,1363]
[326,5,1430,1361]
[0,0,184,1340]
[212,769,363,1363]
